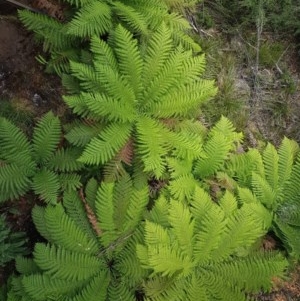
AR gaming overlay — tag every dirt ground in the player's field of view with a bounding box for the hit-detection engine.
[0,2,300,300]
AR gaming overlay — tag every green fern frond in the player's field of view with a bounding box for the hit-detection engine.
[113,25,143,96]
[59,173,82,192]
[79,122,132,165]
[63,190,97,240]
[84,178,98,211]
[15,257,40,275]
[33,243,105,281]
[168,200,194,258]
[168,174,199,201]
[219,190,238,217]
[136,117,168,178]
[43,204,99,254]
[107,280,136,301]
[65,121,103,147]
[0,164,32,202]
[66,1,112,37]
[83,92,136,122]
[263,143,279,190]
[252,172,277,208]
[194,132,232,178]
[148,81,217,118]
[275,220,300,258]
[123,185,149,232]
[47,147,83,172]
[112,1,148,34]
[18,11,73,51]
[69,61,102,92]
[147,195,170,227]
[32,112,61,164]
[32,169,60,204]
[22,274,80,300]
[0,117,32,164]
[96,182,118,246]
[68,272,109,301]
[90,36,118,70]
[278,137,299,185]
[142,23,173,87]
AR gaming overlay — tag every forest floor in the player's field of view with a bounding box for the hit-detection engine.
[0,1,300,300]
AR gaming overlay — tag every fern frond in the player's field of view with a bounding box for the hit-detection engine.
[0,117,32,165]
[147,195,170,227]
[168,174,199,201]
[79,122,132,165]
[43,204,99,254]
[263,143,279,190]
[138,220,193,277]
[142,23,173,86]
[215,252,287,292]
[32,169,60,204]
[15,257,40,275]
[65,121,103,147]
[22,274,80,300]
[112,1,148,34]
[124,185,149,232]
[18,11,74,52]
[0,164,32,202]
[168,200,194,258]
[59,173,82,192]
[148,80,216,118]
[84,178,98,211]
[194,132,232,178]
[107,280,136,301]
[219,190,238,217]
[67,272,109,301]
[252,172,277,208]
[69,61,102,92]
[47,147,83,172]
[63,190,97,240]
[32,112,61,164]
[66,1,112,37]
[113,25,143,96]
[212,204,266,260]
[136,117,168,177]
[278,137,299,186]
[83,92,136,122]
[63,94,94,118]
[275,220,300,258]
[90,36,118,70]
[95,182,118,246]
[33,243,105,281]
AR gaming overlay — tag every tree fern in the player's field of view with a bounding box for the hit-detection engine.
[224,137,300,258]
[64,25,216,177]
[137,186,287,301]
[7,175,149,301]
[0,112,83,203]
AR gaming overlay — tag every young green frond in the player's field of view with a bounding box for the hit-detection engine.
[32,112,61,164]
[32,169,60,204]
[78,122,132,165]
[66,1,112,37]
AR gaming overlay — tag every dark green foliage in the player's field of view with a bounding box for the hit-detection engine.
[0,112,83,204]
[0,215,28,267]
[64,24,216,178]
